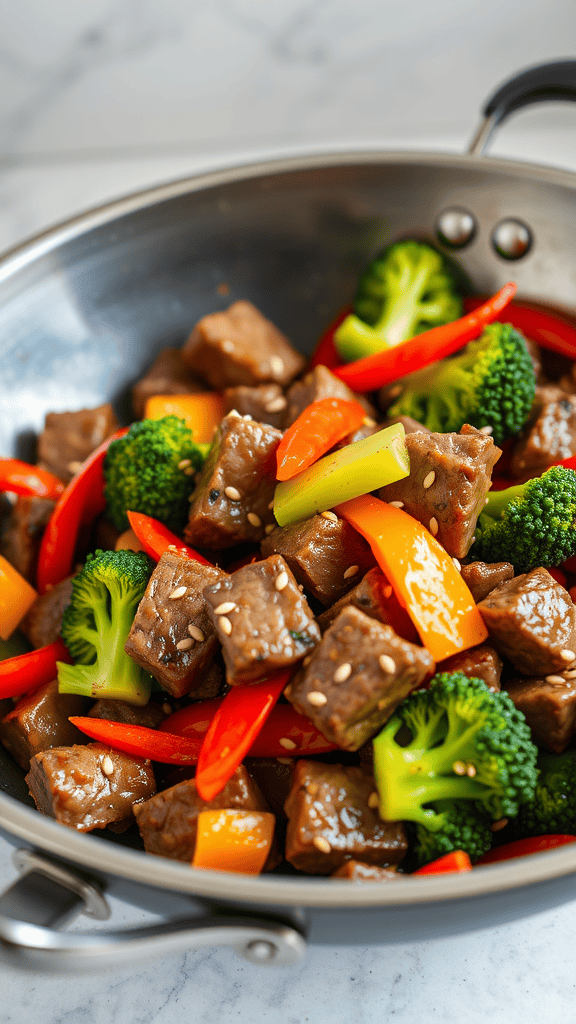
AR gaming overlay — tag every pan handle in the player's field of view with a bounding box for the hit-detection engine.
[0,849,306,970]
[468,59,576,156]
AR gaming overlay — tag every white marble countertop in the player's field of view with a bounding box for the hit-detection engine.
[2,2,576,1020]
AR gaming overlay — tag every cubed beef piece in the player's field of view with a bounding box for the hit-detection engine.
[332,420,381,451]
[283,364,375,427]
[510,392,576,480]
[133,765,269,861]
[331,861,399,881]
[383,415,432,435]
[182,300,304,390]
[223,384,288,429]
[559,362,576,395]
[125,552,227,699]
[504,675,576,753]
[20,576,74,648]
[203,554,320,685]
[378,428,501,559]
[260,514,376,607]
[184,412,281,550]
[438,644,503,692]
[284,760,407,874]
[0,680,85,770]
[131,347,206,419]
[38,404,119,483]
[26,743,156,832]
[88,699,169,729]
[285,606,433,751]
[244,757,295,818]
[478,567,576,676]
[0,496,54,582]
[316,567,418,643]
[460,561,515,604]
[186,656,227,702]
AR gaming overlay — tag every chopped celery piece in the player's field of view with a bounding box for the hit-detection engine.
[273,423,409,527]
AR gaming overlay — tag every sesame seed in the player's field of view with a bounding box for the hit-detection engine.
[564,669,576,679]
[321,510,338,522]
[306,783,318,796]
[453,557,461,572]
[452,761,467,775]
[275,571,289,592]
[429,517,439,537]
[308,691,327,706]
[389,500,404,509]
[383,585,393,599]
[162,703,172,715]
[168,544,178,551]
[188,624,205,642]
[363,416,376,428]
[265,524,275,534]
[377,698,388,710]
[466,763,477,777]
[490,818,509,832]
[168,586,187,600]
[333,662,352,683]
[219,616,233,635]
[247,512,262,527]
[178,458,191,469]
[379,654,396,674]
[277,757,293,765]
[228,408,240,417]
[546,674,566,684]
[101,755,114,776]
[388,385,402,398]
[302,655,312,667]
[176,637,194,651]
[343,565,359,579]
[243,414,252,420]
[214,601,236,615]
[423,470,436,490]
[279,737,296,750]
[224,485,241,500]
[270,356,285,376]
[312,836,331,854]
[67,460,83,476]
[268,500,275,510]
[265,396,287,413]
[367,792,379,809]
[479,425,493,435]
[184,467,194,476]
[560,649,576,661]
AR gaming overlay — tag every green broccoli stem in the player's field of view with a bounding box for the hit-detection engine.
[483,483,526,519]
[370,262,437,347]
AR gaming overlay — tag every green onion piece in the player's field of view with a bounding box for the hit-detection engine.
[273,423,409,528]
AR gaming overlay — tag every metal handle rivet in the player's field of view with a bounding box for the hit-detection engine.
[491,218,532,260]
[435,208,476,248]
[245,939,277,962]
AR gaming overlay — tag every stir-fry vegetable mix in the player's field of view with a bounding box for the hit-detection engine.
[3,237,576,880]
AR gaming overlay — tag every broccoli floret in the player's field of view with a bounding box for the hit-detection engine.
[512,750,576,838]
[373,672,538,833]
[57,549,154,705]
[414,800,493,866]
[334,240,462,362]
[104,415,205,532]
[472,465,576,572]
[386,322,536,444]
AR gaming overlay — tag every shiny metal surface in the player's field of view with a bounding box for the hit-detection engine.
[491,217,533,260]
[435,207,477,248]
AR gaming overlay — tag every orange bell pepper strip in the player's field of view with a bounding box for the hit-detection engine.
[192,809,276,874]
[0,639,72,700]
[276,398,367,481]
[475,834,576,865]
[0,555,38,641]
[144,392,224,444]
[0,459,64,501]
[413,850,472,875]
[334,494,488,662]
[126,510,212,566]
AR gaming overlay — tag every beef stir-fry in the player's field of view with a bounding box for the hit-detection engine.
[4,239,576,879]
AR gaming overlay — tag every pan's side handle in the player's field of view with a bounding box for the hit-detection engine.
[0,850,306,971]
[468,59,576,156]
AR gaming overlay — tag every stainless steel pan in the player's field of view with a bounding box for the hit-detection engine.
[0,60,576,970]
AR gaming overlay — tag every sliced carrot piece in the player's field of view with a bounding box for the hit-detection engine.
[414,850,472,875]
[192,809,275,874]
[144,393,224,443]
[0,555,38,640]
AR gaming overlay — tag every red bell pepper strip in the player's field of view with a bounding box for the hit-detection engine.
[0,459,64,501]
[36,427,129,595]
[413,850,472,875]
[0,639,72,700]
[69,717,204,764]
[275,398,367,482]
[126,510,212,566]
[475,834,576,865]
[333,282,517,393]
[309,308,349,370]
[463,297,576,361]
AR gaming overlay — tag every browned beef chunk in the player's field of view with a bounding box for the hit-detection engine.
[244,757,295,818]
[38,404,119,483]
[438,644,503,692]
[559,362,576,395]
[460,561,515,604]
[26,743,156,832]
[383,415,432,435]
[331,861,399,881]
[125,552,227,699]
[316,567,418,643]
[184,412,281,550]
[203,554,320,685]
[510,392,576,480]
[185,657,227,702]
[260,514,376,607]
[283,365,375,427]
[0,496,54,582]
[285,606,433,751]
[332,420,381,451]
[88,699,169,728]
[20,576,74,649]
[133,765,269,861]
[0,680,85,770]
[182,300,304,390]
[223,384,288,429]
[378,428,501,559]
[478,568,576,677]
[504,675,576,753]
[131,347,206,419]
[284,760,407,874]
